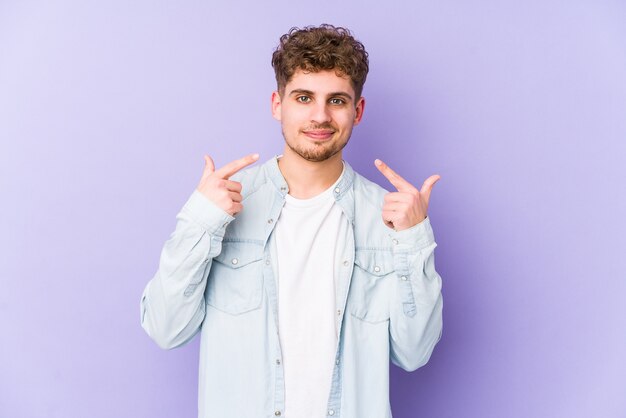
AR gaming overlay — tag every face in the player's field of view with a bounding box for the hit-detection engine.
[271,69,365,163]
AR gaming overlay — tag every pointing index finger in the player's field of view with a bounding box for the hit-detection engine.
[214,153,260,179]
[374,159,418,193]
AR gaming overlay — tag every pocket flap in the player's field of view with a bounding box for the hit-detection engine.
[214,241,263,268]
[354,250,394,276]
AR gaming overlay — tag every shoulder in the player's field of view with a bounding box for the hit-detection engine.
[349,169,393,248]
[222,158,276,240]
[352,170,389,210]
[230,158,273,199]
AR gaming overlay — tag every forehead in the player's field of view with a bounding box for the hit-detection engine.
[285,69,355,97]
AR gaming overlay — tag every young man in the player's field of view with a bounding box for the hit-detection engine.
[141,24,443,418]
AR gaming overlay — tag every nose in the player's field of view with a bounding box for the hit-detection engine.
[310,101,331,124]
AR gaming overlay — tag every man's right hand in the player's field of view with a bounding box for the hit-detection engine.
[196,153,259,216]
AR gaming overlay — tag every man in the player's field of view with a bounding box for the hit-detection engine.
[141,24,443,418]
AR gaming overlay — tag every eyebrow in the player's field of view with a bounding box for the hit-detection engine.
[288,89,353,102]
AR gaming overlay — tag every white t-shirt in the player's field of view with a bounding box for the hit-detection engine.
[274,174,350,418]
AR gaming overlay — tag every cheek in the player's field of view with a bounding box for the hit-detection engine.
[281,115,298,131]
[336,113,357,129]
[282,108,307,127]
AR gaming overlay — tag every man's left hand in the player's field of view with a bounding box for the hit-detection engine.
[375,159,440,231]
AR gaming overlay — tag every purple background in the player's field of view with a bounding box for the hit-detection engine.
[1,1,625,417]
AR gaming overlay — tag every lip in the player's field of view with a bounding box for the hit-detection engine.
[302,130,335,141]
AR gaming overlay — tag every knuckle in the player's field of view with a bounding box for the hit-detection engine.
[231,203,243,214]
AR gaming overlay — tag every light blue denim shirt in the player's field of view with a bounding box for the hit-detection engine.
[140,156,443,418]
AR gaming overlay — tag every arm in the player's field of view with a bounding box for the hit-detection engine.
[140,153,259,349]
[374,158,443,371]
[388,217,443,371]
[140,190,234,349]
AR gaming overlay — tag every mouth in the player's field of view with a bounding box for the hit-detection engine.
[302,129,336,141]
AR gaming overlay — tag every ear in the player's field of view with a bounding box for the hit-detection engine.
[271,91,282,121]
[353,96,366,126]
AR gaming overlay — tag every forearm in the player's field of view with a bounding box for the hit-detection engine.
[140,190,233,349]
[388,217,443,371]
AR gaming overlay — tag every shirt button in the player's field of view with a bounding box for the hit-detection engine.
[222,222,228,228]
[268,218,274,224]
[203,258,209,264]
[374,266,381,273]
[280,186,287,192]
[335,359,340,365]
[266,259,271,265]
[334,187,340,194]
[276,359,281,365]
[401,276,408,281]
[328,409,335,416]
[392,238,399,245]
[231,258,239,265]
[275,411,281,416]
[337,309,341,316]
[343,260,349,266]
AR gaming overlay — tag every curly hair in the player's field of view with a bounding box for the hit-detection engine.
[271,24,369,100]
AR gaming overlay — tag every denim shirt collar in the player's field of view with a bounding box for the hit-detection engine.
[265,155,356,224]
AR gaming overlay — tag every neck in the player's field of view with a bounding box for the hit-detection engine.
[278,147,344,199]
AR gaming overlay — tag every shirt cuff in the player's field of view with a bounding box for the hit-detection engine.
[180,190,235,236]
[390,216,436,252]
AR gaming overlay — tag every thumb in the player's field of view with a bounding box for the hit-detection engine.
[421,174,441,203]
[204,155,215,175]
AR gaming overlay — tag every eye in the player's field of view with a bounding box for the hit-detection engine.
[296,96,311,103]
[329,98,346,105]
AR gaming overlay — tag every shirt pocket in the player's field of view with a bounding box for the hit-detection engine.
[348,250,393,323]
[206,241,264,315]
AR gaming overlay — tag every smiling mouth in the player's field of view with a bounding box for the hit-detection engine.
[302,130,335,141]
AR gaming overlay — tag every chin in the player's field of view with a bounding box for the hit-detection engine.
[283,131,350,162]
[294,144,347,162]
